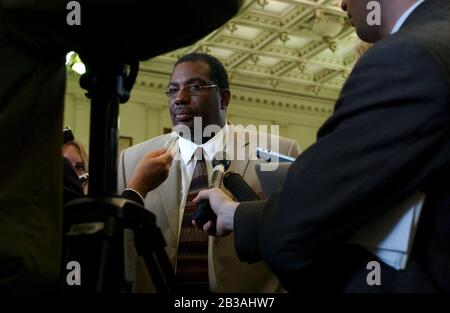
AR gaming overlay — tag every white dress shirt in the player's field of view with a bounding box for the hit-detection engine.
[390,0,425,34]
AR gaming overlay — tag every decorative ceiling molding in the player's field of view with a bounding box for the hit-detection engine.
[66,0,358,120]
[230,92,333,115]
[140,0,358,102]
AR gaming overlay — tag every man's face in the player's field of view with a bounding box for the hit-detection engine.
[168,61,228,133]
[341,0,382,43]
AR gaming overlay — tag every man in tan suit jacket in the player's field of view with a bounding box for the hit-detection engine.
[117,53,300,292]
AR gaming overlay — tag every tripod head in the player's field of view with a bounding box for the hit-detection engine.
[78,60,138,196]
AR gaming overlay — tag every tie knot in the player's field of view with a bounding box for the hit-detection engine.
[194,147,204,161]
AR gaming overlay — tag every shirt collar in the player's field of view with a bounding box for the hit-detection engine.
[178,122,230,166]
[390,0,425,34]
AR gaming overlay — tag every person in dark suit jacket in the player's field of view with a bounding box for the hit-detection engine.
[194,0,450,292]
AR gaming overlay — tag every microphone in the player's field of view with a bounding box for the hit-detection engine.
[256,147,296,163]
[193,152,231,227]
[223,172,260,202]
[79,173,89,183]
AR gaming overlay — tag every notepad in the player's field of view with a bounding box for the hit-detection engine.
[349,191,425,270]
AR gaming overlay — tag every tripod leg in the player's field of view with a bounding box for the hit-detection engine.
[136,226,179,294]
[154,249,179,293]
[96,216,116,292]
[142,253,170,294]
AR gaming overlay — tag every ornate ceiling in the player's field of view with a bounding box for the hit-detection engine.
[139,0,360,101]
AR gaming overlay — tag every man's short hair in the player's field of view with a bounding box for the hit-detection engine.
[174,53,229,89]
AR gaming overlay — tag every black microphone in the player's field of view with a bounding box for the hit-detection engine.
[193,152,231,227]
[223,172,260,202]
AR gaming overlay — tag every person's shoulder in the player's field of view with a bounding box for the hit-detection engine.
[362,7,450,66]
[232,124,295,141]
[356,33,448,76]
[230,124,299,155]
[122,133,173,158]
[400,22,450,71]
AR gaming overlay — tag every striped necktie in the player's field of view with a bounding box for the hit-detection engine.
[176,147,210,292]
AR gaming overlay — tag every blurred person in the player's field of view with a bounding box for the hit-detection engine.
[63,140,89,195]
[0,13,66,293]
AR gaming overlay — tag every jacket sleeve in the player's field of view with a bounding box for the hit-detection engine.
[117,149,127,194]
[233,200,267,262]
[121,189,145,206]
[255,38,450,288]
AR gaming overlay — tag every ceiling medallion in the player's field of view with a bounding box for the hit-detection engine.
[323,36,338,53]
[200,46,211,54]
[250,54,260,64]
[270,79,279,89]
[257,0,269,9]
[298,62,306,72]
[312,86,321,95]
[226,22,238,35]
[279,32,290,44]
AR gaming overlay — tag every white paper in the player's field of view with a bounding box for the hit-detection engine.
[349,191,425,270]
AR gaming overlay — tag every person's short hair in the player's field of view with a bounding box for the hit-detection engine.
[173,53,229,89]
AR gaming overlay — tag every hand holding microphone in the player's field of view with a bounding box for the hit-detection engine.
[193,188,238,237]
[193,171,260,236]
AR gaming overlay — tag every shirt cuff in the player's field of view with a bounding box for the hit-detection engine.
[122,188,145,206]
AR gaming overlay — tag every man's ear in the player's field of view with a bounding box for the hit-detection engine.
[220,89,231,111]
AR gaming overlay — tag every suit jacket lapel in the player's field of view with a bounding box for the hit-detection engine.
[226,127,252,178]
[159,147,181,236]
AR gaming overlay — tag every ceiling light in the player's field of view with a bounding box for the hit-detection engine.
[65,51,86,75]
